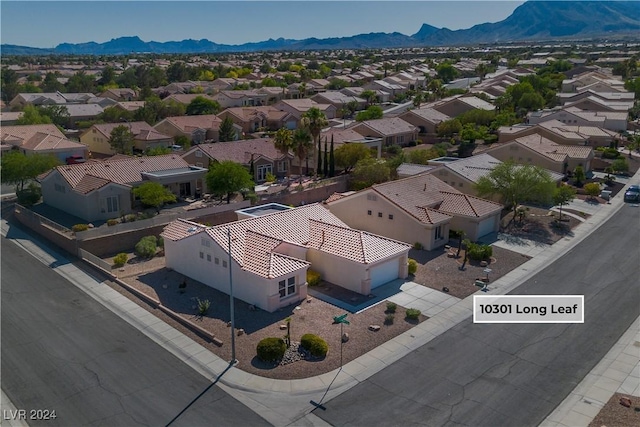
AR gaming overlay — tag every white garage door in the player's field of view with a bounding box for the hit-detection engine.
[370,258,399,288]
[477,216,496,239]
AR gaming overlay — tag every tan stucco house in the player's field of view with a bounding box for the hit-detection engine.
[161,203,410,312]
[80,122,173,155]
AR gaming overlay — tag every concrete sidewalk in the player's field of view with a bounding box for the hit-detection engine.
[2,173,639,427]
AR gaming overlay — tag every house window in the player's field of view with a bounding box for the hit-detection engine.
[106,196,118,213]
[397,135,404,144]
[222,260,228,268]
[196,162,203,167]
[378,212,383,218]
[201,238,210,247]
[256,164,273,181]
[278,160,288,173]
[195,150,202,157]
[206,254,211,262]
[450,181,456,187]
[458,183,463,187]
[366,194,377,201]
[388,214,394,220]
[54,183,66,193]
[279,277,296,298]
[367,210,372,215]
[385,136,393,145]
[435,225,443,240]
[215,257,220,265]
[199,251,204,259]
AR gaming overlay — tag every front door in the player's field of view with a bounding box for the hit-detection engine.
[179,182,191,197]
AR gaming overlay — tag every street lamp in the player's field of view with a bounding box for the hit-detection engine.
[227,227,237,364]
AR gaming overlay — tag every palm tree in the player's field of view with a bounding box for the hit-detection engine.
[273,128,293,179]
[291,127,313,181]
[300,107,329,177]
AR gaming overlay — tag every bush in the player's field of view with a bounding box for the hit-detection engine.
[385,144,402,156]
[601,148,620,159]
[386,302,397,313]
[306,269,321,287]
[300,333,328,358]
[611,158,629,173]
[16,184,41,207]
[107,218,118,226]
[197,298,211,316]
[413,242,423,250]
[408,258,418,275]
[135,236,157,258]
[124,214,137,222]
[113,252,128,267]
[405,308,421,320]
[157,235,164,248]
[466,242,492,261]
[256,337,287,363]
[72,224,89,232]
[584,182,601,198]
[384,314,395,325]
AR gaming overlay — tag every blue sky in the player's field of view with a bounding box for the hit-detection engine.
[1,1,526,48]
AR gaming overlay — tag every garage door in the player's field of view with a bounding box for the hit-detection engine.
[477,216,496,239]
[370,258,399,288]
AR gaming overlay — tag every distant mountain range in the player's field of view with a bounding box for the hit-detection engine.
[3,1,640,55]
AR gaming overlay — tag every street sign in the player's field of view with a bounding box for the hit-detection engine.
[333,313,350,325]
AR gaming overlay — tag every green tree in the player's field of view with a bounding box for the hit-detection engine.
[0,151,60,192]
[436,118,462,137]
[273,128,293,178]
[611,158,629,173]
[360,90,378,107]
[407,148,441,165]
[323,138,329,177]
[108,125,134,155]
[334,143,371,173]
[518,92,545,111]
[329,135,335,177]
[351,158,390,190]
[99,106,134,123]
[16,105,52,125]
[583,182,601,200]
[145,146,172,156]
[355,105,383,121]
[573,165,585,187]
[218,117,237,142]
[133,181,176,213]
[206,160,254,204]
[300,107,329,176]
[186,96,221,115]
[436,62,459,83]
[37,105,70,128]
[475,161,556,222]
[66,71,95,93]
[41,72,65,92]
[292,127,313,178]
[553,185,576,221]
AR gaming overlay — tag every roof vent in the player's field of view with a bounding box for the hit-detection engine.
[187,226,197,233]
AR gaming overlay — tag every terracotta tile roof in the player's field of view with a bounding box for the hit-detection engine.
[243,230,309,278]
[186,138,288,164]
[513,134,593,161]
[404,107,450,124]
[320,128,367,144]
[159,114,221,132]
[324,192,346,203]
[136,129,172,141]
[353,117,417,137]
[74,175,112,195]
[161,219,206,241]
[21,132,88,152]
[445,153,504,183]
[1,124,65,144]
[371,173,501,222]
[436,192,502,218]
[54,154,191,191]
[308,219,410,264]
[87,122,157,139]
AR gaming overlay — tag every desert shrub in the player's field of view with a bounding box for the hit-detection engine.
[113,252,128,267]
[300,334,328,358]
[125,214,137,222]
[197,298,211,315]
[601,148,620,159]
[408,258,418,275]
[72,224,89,232]
[611,158,629,173]
[584,182,601,198]
[386,301,397,313]
[135,236,157,258]
[306,269,321,287]
[157,235,164,248]
[466,242,492,261]
[107,218,118,226]
[384,314,395,325]
[385,144,402,156]
[16,183,41,207]
[256,337,286,363]
[413,242,423,250]
[405,308,421,320]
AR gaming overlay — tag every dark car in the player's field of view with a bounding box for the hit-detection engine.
[624,185,640,202]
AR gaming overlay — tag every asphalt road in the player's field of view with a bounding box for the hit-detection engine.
[1,237,270,427]
[317,204,640,427]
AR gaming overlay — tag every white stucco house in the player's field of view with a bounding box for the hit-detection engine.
[161,203,411,312]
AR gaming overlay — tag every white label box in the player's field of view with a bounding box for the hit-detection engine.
[473,295,584,323]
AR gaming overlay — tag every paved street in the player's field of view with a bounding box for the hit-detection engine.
[317,204,640,426]
[1,238,270,427]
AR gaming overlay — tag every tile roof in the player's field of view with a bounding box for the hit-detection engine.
[320,128,367,144]
[88,121,157,139]
[1,124,65,144]
[396,163,437,177]
[353,117,417,136]
[445,153,503,183]
[513,134,593,160]
[313,92,365,104]
[63,103,104,117]
[21,132,88,152]
[370,173,502,222]
[159,114,221,132]
[52,154,191,192]
[186,138,288,164]
[161,219,207,241]
[404,107,451,124]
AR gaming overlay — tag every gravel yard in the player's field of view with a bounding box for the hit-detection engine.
[589,393,640,427]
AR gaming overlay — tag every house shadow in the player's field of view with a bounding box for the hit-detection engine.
[135,268,296,334]
[308,278,410,314]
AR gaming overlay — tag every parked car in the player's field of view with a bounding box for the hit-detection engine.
[624,185,640,202]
